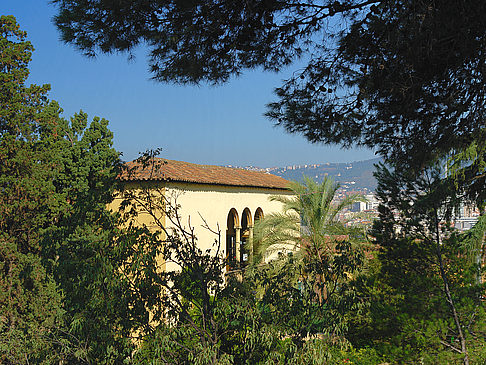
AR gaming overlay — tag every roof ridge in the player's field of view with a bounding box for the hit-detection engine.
[154,157,269,173]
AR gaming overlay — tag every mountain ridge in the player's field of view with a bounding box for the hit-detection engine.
[228,157,381,191]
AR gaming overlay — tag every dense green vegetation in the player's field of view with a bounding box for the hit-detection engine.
[3,1,486,362]
[0,16,163,363]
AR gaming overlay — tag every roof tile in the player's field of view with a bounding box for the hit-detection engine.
[120,158,290,190]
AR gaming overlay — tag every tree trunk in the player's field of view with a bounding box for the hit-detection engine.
[434,209,469,365]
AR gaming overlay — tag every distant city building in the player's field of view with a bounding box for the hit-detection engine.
[454,217,478,231]
[453,202,479,231]
[351,201,367,212]
[350,194,380,213]
[364,194,380,211]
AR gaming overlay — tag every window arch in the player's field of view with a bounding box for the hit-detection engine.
[226,208,239,270]
[240,208,252,266]
[241,208,252,231]
[254,207,264,222]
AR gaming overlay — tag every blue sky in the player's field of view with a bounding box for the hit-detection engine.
[2,1,376,167]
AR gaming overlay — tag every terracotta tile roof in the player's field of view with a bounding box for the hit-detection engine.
[120,158,291,190]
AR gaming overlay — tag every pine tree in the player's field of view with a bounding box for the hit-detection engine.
[0,15,65,363]
[0,16,163,363]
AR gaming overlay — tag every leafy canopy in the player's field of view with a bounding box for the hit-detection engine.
[0,16,165,363]
[360,163,486,364]
[0,15,66,363]
[251,176,366,344]
[254,175,363,261]
[52,0,486,169]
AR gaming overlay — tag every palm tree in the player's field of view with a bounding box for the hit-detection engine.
[254,175,363,262]
[252,175,366,303]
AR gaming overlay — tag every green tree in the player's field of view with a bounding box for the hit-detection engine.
[0,15,66,363]
[267,0,486,170]
[250,176,365,346]
[52,0,486,172]
[0,17,164,363]
[350,163,486,364]
[254,175,363,262]
[40,111,143,363]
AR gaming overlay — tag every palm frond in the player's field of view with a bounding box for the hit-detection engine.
[253,175,365,266]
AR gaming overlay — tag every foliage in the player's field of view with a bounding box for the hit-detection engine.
[0,235,65,364]
[125,159,367,364]
[248,247,365,348]
[447,138,486,209]
[122,156,286,364]
[253,176,365,312]
[52,0,486,172]
[254,175,364,260]
[348,163,486,364]
[286,339,383,365]
[250,176,366,349]
[0,16,164,363]
[0,15,66,363]
[268,0,486,170]
[39,112,152,363]
[5,7,486,362]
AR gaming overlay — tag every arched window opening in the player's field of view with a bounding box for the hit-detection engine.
[254,207,264,222]
[240,208,253,267]
[226,208,239,271]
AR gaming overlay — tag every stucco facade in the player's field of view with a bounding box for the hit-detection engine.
[165,181,292,270]
[114,158,293,272]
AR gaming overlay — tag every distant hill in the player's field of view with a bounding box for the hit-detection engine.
[269,158,381,191]
[232,158,382,191]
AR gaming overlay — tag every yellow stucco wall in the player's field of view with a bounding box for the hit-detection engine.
[108,181,168,272]
[165,182,292,255]
[109,180,293,272]
[110,181,166,228]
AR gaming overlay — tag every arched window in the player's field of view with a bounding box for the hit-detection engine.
[254,207,264,222]
[240,208,252,266]
[226,208,239,270]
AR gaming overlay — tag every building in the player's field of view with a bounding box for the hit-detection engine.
[350,193,380,213]
[114,158,293,271]
[453,202,480,231]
